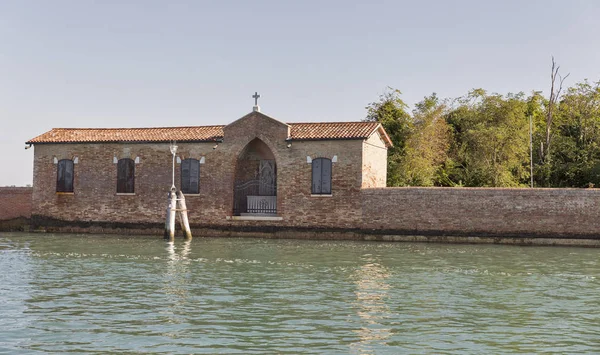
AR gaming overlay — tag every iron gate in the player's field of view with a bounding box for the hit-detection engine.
[233,179,277,215]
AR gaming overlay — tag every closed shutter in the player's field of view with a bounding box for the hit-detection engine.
[125,159,135,193]
[321,158,332,194]
[117,159,135,193]
[312,158,322,194]
[189,159,199,194]
[312,158,332,195]
[57,159,74,192]
[181,159,190,193]
[181,159,199,194]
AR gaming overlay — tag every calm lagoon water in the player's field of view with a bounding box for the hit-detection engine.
[1,233,599,354]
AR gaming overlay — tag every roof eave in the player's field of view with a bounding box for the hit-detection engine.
[375,124,393,148]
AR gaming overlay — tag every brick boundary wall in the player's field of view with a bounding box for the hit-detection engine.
[0,187,32,220]
[23,186,600,246]
[0,187,32,231]
[361,187,600,239]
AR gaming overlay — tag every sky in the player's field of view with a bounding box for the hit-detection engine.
[1,0,599,186]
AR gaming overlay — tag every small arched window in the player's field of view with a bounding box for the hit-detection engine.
[181,158,200,194]
[312,157,332,195]
[56,159,74,192]
[117,158,135,193]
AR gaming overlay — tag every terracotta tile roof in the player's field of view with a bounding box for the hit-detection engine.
[26,126,225,144]
[289,121,384,141]
[27,121,392,146]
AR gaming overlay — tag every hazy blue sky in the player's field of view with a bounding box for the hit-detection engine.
[1,0,599,185]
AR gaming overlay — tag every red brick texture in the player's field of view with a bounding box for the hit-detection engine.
[30,112,375,230]
[28,111,600,240]
[0,187,32,220]
[361,187,600,238]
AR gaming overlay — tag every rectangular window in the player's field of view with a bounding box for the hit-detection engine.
[312,158,332,194]
[181,158,200,194]
[117,158,135,193]
[57,159,74,192]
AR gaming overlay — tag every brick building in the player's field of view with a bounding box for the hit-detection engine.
[26,108,391,232]
[18,107,600,244]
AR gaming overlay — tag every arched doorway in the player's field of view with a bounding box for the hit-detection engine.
[233,138,277,216]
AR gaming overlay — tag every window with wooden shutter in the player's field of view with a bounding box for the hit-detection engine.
[56,159,74,192]
[181,158,199,194]
[117,158,135,193]
[311,158,332,195]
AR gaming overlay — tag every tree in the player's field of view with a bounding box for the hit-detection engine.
[397,94,451,186]
[542,57,569,165]
[364,88,413,186]
[549,80,600,186]
[525,91,546,186]
[445,90,530,187]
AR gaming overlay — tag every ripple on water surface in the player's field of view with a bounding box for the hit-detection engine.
[0,233,599,354]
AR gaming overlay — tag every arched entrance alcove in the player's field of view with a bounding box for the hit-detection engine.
[233,138,277,216]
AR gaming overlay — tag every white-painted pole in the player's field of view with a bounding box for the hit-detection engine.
[164,142,181,240]
[172,155,175,190]
[164,197,170,239]
[168,188,177,240]
[164,190,173,239]
[170,142,178,190]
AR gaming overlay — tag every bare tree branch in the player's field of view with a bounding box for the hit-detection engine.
[543,56,570,165]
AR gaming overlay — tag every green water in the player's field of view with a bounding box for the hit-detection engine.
[1,233,599,354]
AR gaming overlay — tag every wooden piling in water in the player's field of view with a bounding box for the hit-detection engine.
[177,191,192,239]
[164,191,170,239]
[164,189,177,241]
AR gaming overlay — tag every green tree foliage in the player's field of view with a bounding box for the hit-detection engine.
[445,90,530,187]
[397,94,451,186]
[364,88,412,186]
[366,75,600,188]
[525,91,548,186]
[548,80,600,187]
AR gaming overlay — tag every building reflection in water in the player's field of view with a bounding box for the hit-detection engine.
[351,254,392,354]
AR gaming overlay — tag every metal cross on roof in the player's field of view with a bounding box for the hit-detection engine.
[252,92,261,106]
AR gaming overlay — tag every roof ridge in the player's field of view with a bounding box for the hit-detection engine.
[52,125,226,130]
[50,122,373,130]
[288,121,376,125]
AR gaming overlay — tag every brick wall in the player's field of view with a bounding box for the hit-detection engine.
[31,112,367,230]
[35,112,600,240]
[361,187,600,238]
[28,138,600,240]
[28,108,600,240]
[0,187,32,220]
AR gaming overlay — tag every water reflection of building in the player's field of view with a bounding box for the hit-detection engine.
[162,240,192,320]
[351,254,391,354]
